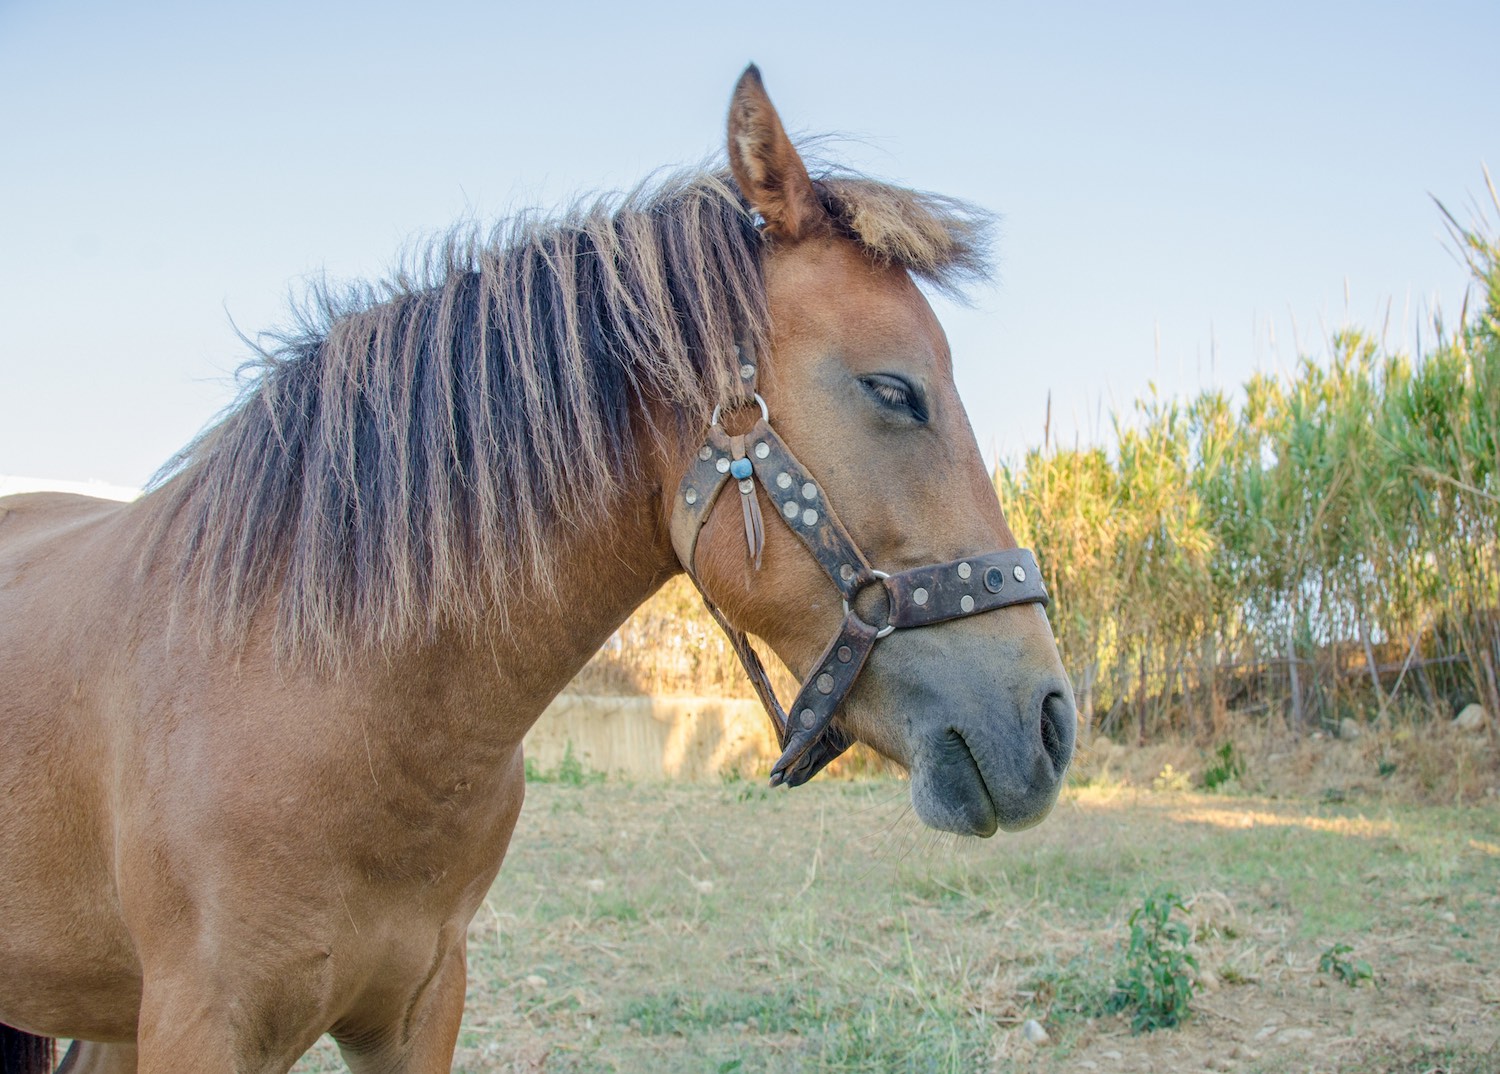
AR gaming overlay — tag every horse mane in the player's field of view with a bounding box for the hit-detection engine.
[147,164,993,665]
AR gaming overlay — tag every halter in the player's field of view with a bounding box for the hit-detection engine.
[668,347,1050,787]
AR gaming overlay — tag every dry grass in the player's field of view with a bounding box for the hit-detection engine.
[568,577,781,699]
[289,751,1500,1073]
[1074,713,1500,808]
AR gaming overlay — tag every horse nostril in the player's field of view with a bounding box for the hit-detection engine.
[1039,690,1074,774]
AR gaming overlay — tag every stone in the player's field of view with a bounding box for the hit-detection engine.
[1338,717,1361,740]
[1021,1019,1049,1044]
[1454,703,1488,733]
[1275,1027,1315,1044]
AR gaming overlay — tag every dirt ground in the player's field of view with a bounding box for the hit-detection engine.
[289,732,1500,1073]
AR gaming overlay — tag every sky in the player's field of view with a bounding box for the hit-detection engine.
[2,0,1497,489]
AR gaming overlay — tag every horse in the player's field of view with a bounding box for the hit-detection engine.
[0,66,1075,1073]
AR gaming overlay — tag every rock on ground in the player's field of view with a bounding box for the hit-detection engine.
[1453,703,1489,733]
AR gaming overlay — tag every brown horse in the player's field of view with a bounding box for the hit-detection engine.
[0,68,1074,1073]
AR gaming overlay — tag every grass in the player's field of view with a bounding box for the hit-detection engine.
[283,771,1500,1073]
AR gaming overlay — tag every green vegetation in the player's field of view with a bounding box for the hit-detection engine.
[523,740,604,786]
[1108,891,1198,1032]
[1318,942,1374,987]
[1201,741,1245,790]
[1001,198,1500,743]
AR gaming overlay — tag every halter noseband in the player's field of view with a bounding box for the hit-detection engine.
[669,347,1050,787]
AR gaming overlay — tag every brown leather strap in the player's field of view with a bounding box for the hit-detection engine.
[669,426,736,570]
[742,420,878,600]
[774,722,853,786]
[768,614,880,785]
[884,549,1048,629]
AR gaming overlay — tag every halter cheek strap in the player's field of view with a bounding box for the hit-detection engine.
[669,352,1049,787]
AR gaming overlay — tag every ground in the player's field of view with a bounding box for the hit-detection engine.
[286,733,1500,1073]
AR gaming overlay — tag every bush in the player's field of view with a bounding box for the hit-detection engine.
[1110,891,1197,1032]
[1201,742,1244,790]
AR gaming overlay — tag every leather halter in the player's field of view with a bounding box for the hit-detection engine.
[669,352,1050,787]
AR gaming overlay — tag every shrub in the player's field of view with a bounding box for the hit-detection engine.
[1201,742,1244,790]
[1110,891,1198,1032]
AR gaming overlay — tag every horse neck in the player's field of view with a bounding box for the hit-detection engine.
[377,465,681,745]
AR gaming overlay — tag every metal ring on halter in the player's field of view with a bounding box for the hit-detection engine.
[842,570,895,638]
[709,393,769,429]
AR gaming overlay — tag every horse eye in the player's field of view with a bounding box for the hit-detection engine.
[860,374,928,422]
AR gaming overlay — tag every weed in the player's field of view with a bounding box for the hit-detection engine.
[1318,943,1373,987]
[1201,742,1244,791]
[1109,891,1197,1032]
[525,741,604,786]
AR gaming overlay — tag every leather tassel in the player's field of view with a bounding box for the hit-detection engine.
[728,434,764,570]
[741,485,764,570]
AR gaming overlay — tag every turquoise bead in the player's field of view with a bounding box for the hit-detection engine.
[729,458,753,479]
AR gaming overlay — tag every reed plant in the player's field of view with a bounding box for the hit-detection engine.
[1000,185,1500,743]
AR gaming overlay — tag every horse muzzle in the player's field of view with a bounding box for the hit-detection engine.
[879,620,1077,836]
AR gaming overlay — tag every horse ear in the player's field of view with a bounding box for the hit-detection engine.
[727,65,825,241]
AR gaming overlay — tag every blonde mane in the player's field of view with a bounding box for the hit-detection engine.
[148,165,993,664]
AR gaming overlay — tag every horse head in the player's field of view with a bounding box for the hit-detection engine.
[670,67,1077,837]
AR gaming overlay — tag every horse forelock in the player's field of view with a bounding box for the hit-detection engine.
[143,162,995,666]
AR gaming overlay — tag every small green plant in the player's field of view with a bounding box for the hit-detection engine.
[1109,891,1197,1032]
[524,741,604,786]
[1318,943,1373,987]
[1201,742,1244,791]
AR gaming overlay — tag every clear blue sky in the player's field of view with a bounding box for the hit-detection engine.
[2,0,1496,487]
